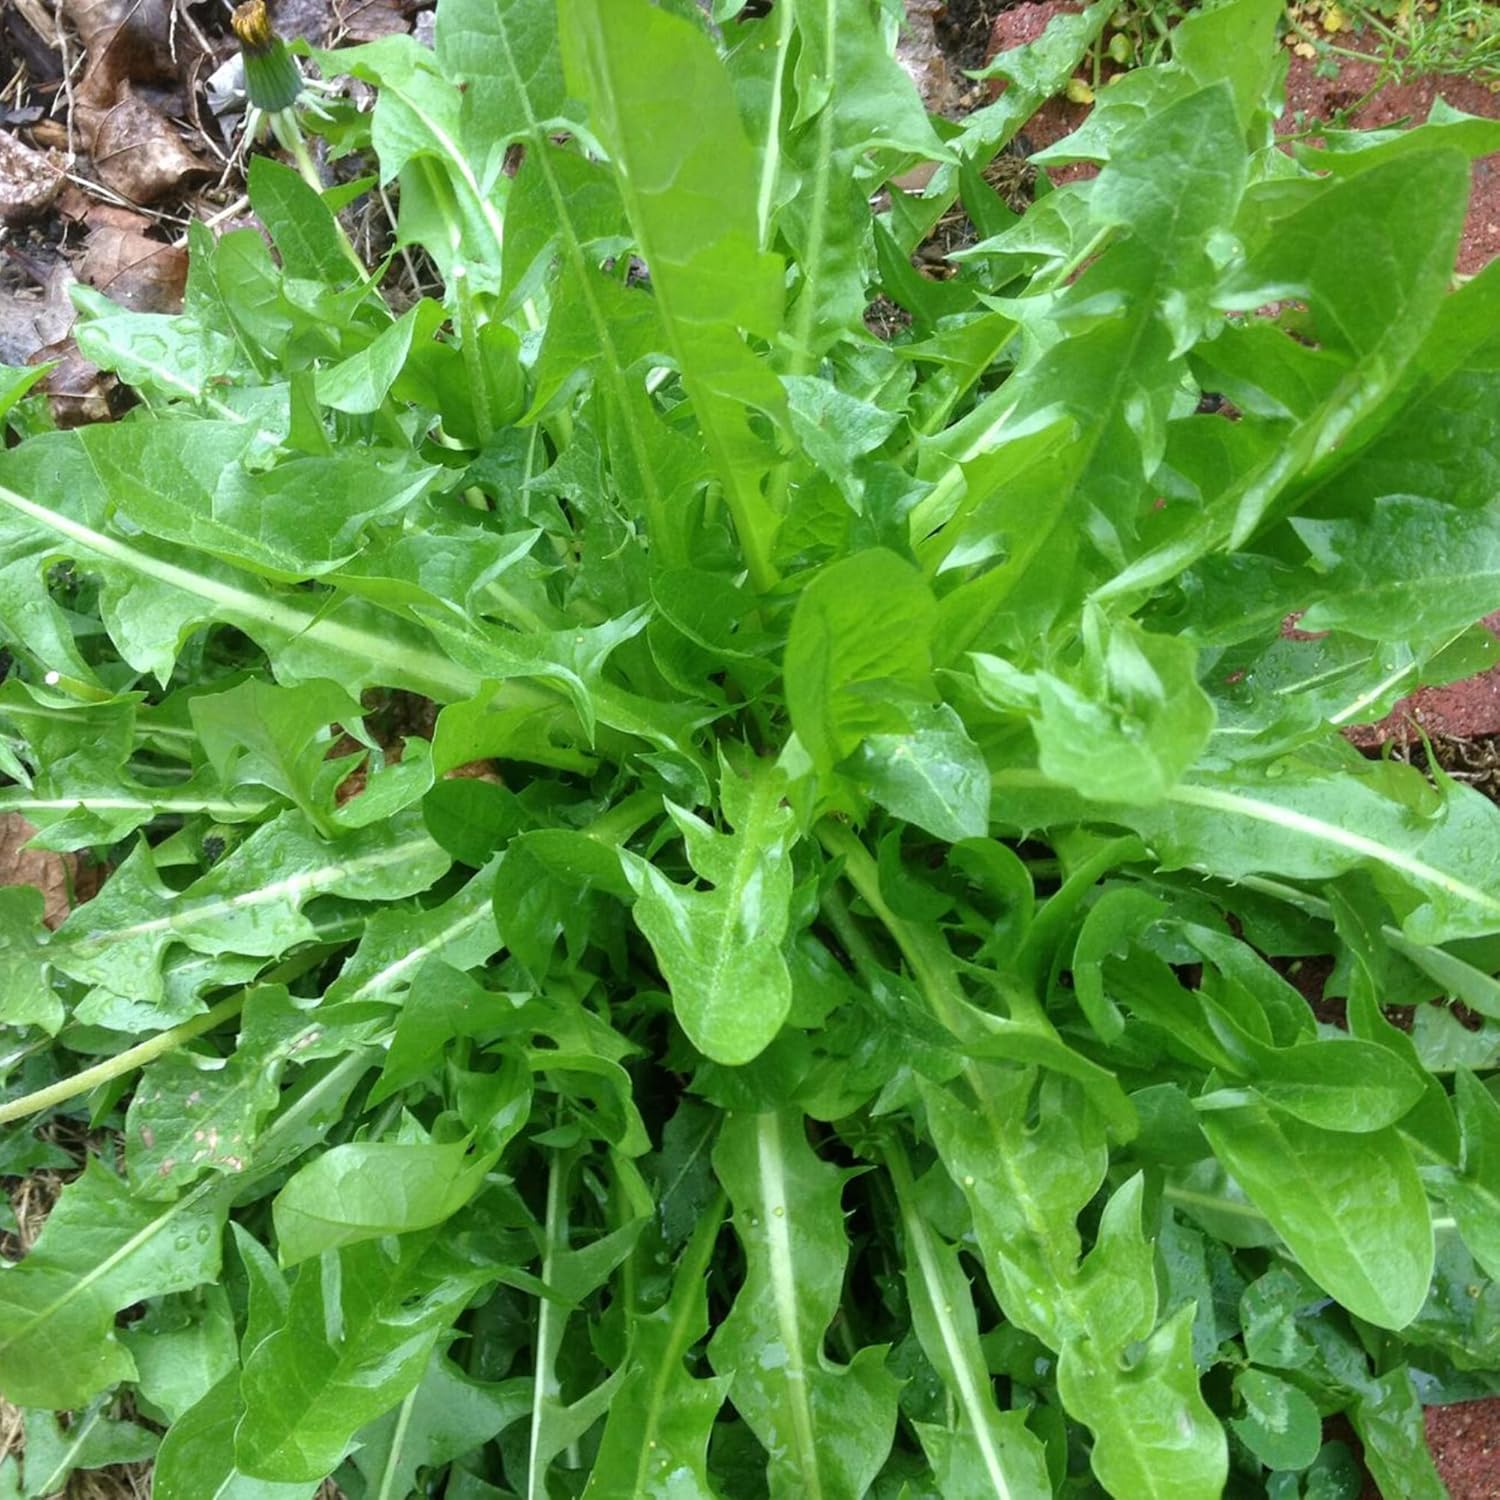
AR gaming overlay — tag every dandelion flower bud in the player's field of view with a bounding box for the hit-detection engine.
[232,0,302,113]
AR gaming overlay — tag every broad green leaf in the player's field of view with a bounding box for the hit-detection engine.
[118,1283,238,1424]
[922,1066,1104,1345]
[1236,1039,1426,1134]
[372,958,513,1101]
[273,1138,499,1264]
[1062,1180,1226,1498]
[1297,495,1500,641]
[0,1162,225,1409]
[926,1074,1222,1496]
[709,1112,899,1498]
[81,420,439,582]
[623,757,797,1065]
[1198,1102,1432,1330]
[0,886,62,1034]
[154,1374,315,1500]
[1100,150,1471,597]
[786,548,936,772]
[322,860,501,1011]
[584,1200,731,1498]
[435,0,690,558]
[1057,1304,1225,1499]
[350,1352,529,1500]
[0,432,478,698]
[125,987,317,1200]
[778,0,947,358]
[1230,1367,1321,1472]
[561,0,787,591]
[71,286,240,412]
[248,156,359,286]
[18,1401,157,1499]
[1029,613,1215,806]
[315,298,445,413]
[1171,0,1284,133]
[1429,1070,1500,1281]
[0,362,50,423]
[1070,887,1165,1044]
[50,810,449,1007]
[991,763,1500,944]
[961,1,1111,161]
[927,85,1247,650]
[1297,97,1500,175]
[887,1142,1051,1499]
[189,677,364,829]
[1351,1367,1447,1500]
[852,703,990,843]
[235,1237,483,1482]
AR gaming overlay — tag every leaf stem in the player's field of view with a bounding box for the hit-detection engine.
[883,1133,1015,1500]
[268,109,368,280]
[0,948,334,1127]
[527,1145,571,1500]
[0,995,245,1127]
[452,264,495,445]
[583,788,662,849]
[816,820,966,1030]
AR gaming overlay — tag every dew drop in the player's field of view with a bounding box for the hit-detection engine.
[772,1205,784,1217]
[196,1223,212,1245]
[173,1234,191,1252]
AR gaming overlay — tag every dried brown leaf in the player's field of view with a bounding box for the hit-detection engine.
[43,345,116,427]
[89,89,210,205]
[0,130,63,224]
[275,0,341,47]
[80,224,188,311]
[334,0,411,43]
[0,261,74,367]
[64,0,180,91]
[3,264,120,427]
[0,814,78,929]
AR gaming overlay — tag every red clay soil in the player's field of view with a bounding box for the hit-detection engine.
[987,6,1500,745]
[1423,1399,1500,1500]
[1341,613,1500,747]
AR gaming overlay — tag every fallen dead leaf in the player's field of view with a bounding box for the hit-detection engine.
[42,345,117,427]
[334,0,413,43]
[64,0,182,100]
[0,130,63,224]
[24,119,70,153]
[80,223,189,310]
[18,263,118,427]
[0,259,74,367]
[89,89,211,204]
[0,813,94,929]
